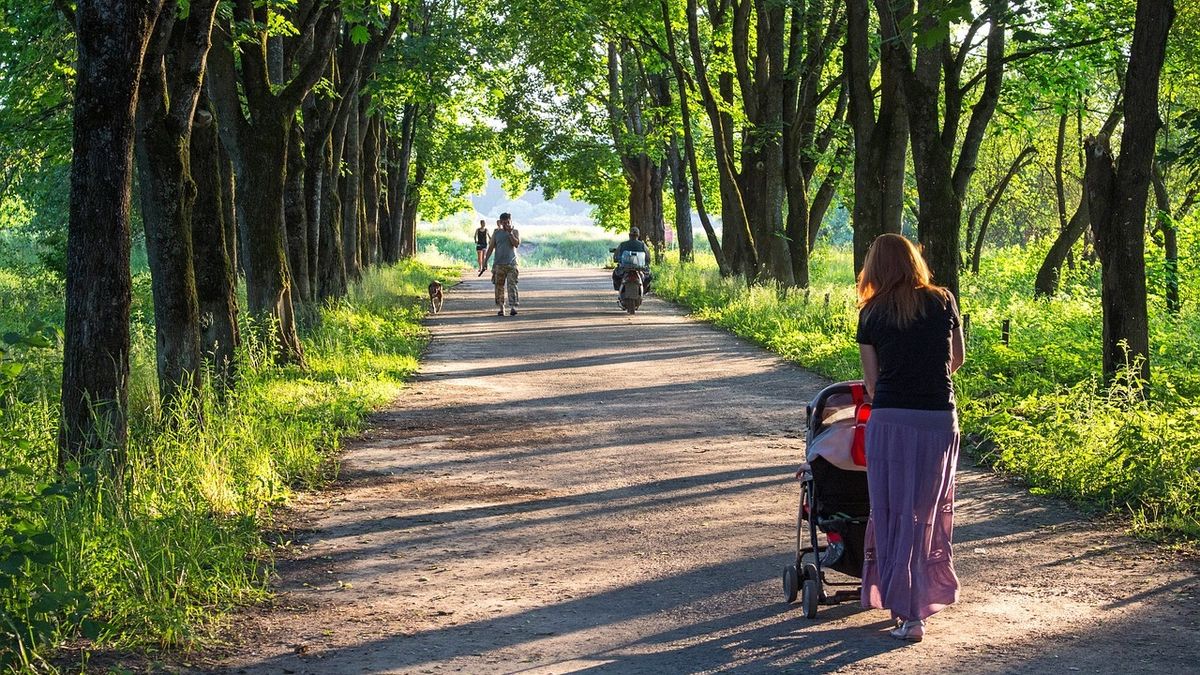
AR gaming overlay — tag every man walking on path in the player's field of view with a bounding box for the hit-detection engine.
[483,212,520,316]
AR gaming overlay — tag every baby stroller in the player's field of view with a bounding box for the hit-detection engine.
[782,381,872,618]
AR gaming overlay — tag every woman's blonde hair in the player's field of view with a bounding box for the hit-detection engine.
[857,233,949,328]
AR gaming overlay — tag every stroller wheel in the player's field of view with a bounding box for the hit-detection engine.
[802,579,820,619]
[782,565,799,604]
[802,562,819,583]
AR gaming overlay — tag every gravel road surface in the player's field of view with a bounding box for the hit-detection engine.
[215,268,1199,674]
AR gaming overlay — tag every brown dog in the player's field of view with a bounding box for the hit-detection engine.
[428,280,444,314]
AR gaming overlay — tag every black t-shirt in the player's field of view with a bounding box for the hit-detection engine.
[855,290,961,411]
[475,229,489,247]
[615,239,649,264]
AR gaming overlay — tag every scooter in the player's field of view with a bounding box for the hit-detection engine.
[610,249,650,314]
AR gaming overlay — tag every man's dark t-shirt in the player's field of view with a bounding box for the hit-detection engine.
[615,239,649,265]
[856,290,961,411]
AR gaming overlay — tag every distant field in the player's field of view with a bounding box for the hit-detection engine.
[417,219,694,268]
[418,220,616,268]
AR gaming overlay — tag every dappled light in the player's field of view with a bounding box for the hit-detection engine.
[1,0,1198,671]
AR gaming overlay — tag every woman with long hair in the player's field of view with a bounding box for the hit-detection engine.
[855,233,966,642]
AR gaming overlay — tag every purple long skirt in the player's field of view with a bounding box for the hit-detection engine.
[861,407,960,621]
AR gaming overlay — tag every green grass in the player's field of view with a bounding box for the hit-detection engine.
[0,260,444,669]
[655,247,1200,543]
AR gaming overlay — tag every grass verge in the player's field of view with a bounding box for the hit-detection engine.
[0,260,446,670]
[655,250,1200,544]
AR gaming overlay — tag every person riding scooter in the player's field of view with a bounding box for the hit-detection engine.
[612,227,652,292]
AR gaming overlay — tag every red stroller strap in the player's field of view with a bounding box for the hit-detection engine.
[850,383,870,467]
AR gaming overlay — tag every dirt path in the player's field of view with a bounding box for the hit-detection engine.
[216,268,1199,674]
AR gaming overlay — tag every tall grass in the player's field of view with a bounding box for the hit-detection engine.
[655,248,1200,542]
[0,260,443,669]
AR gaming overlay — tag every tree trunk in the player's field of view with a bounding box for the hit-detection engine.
[205,7,339,362]
[402,161,425,256]
[285,124,310,302]
[341,92,362,281]
[237,114,305,364]
[880,0,1007,297]
[627,156,666,260]
[686,0,755,276]
[60,0,164,472]
[970,146,1035,273]
[396,106,420,258]
[666,134,693,261]
[1151,163,1181,314]
[302,94,327,288]
[659,0,725,271]
[318,131,347,298]
[1087,0,1173,385]
[219,139,238,277]
[379,123,395,264]
[1034,98,1124,296]
[734,0,790,285]
[1033,194,1090,296]
[363,113,382,268]
[191,97,239,390]
[847,0,907,273]
[134,9,204,413]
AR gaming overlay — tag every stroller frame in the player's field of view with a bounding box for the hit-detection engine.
[782,380,870,619]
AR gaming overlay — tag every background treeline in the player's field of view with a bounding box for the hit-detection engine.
[495,0,1193,391]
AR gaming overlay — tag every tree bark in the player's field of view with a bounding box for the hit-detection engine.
[402,161,425,255]
[879,0,1007,297]
[134,0,219,412]
[341,91,362,281]
[191,94,240,391]
[219,139,238,276]
[687,0,756,276]
[660,0,725,271]
[205,5,338,364]
[1087,0,1172,386]
[666,134,693,261]
[284,125,311,301]
[363,112,382,268]
[379,121,395,264]
[317,130,347,298]
[60,0,165,472]
[1151,163,1182,314]
[395,103,419,258]
[846,0,907,273]
[734,0,792,284]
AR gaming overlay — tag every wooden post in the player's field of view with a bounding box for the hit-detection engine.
[963,312,971,342]
[1002,318,1011,346]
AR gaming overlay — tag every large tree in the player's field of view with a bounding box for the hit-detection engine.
[1086,0,1175,385]
[134,0,221,410]
[877,0,1009,297]
[845,0,908,273]
[60,0,165,472]
[206,0,340,364]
